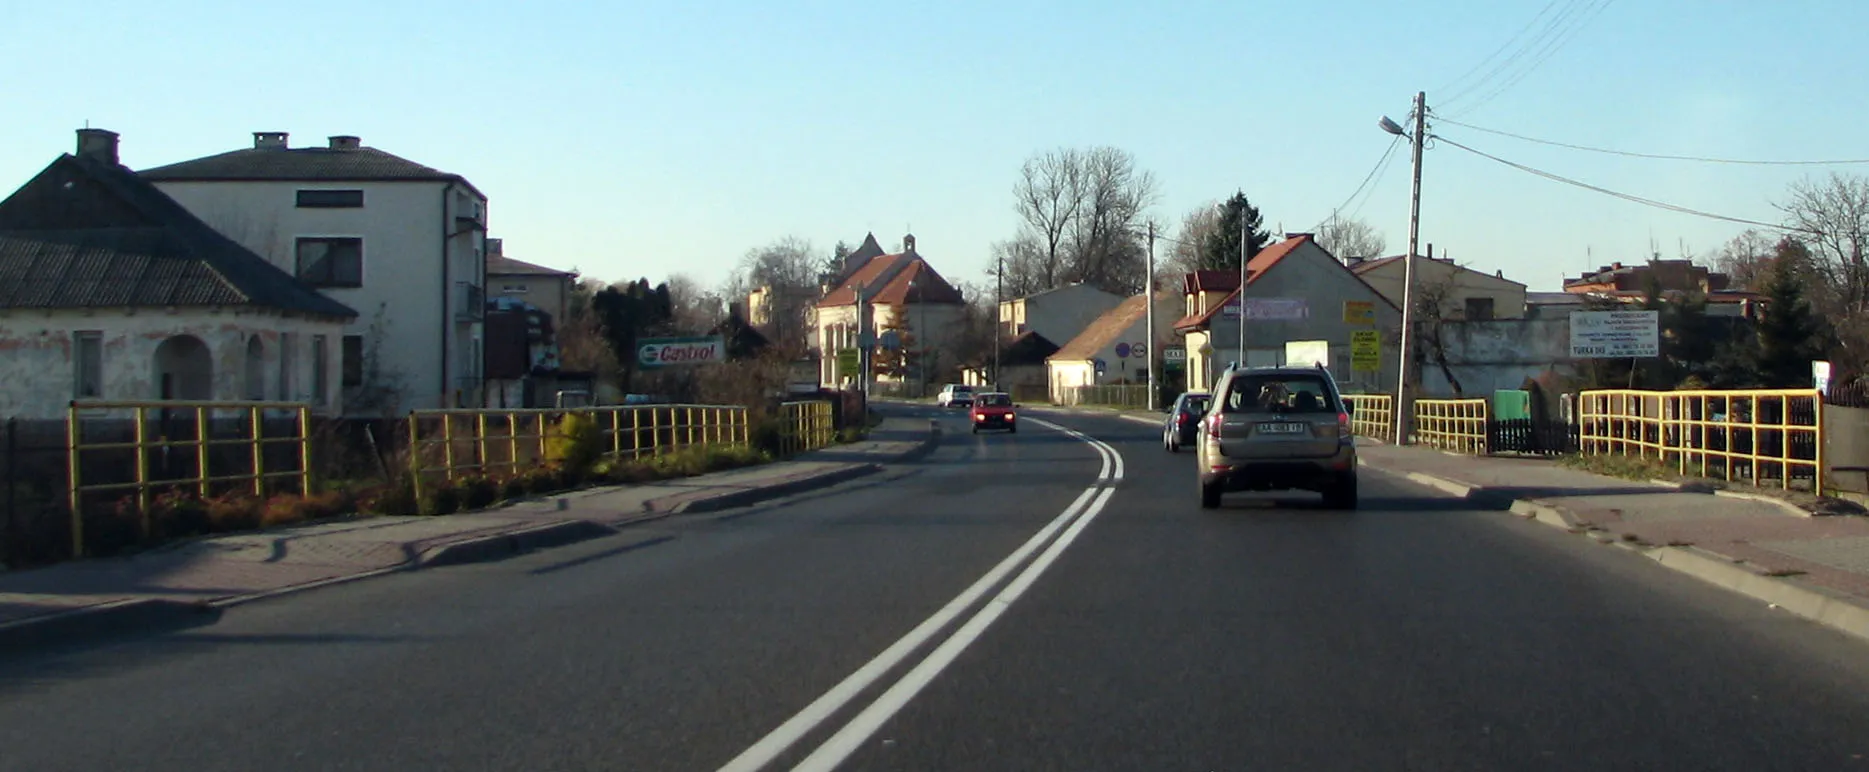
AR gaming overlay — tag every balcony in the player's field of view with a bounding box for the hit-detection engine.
[456,282,484,321]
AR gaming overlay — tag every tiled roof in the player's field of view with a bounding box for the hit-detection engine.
[817,252,963,307]
[140,145,461,183]
[0,154,356,317]
[1050,295,1149,362]
[1182,270,1240,294]
[487,253,575,277]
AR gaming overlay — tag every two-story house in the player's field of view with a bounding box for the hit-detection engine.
[809,234,965,388]
[1348,249,1528,321]
[139,132,489,414]
[997,283,1124,348]
[486,238,576,326]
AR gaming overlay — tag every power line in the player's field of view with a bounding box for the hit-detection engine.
[1310,134,1404,232]
[1440,0,1577,107]
[1435,0,1563,99]
[1435,135,1815,233]
[1439,117,1869,166]
[1450,0,1615,117]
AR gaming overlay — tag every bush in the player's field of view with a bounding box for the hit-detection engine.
[149,488,210,539]
[298,489,356,520]
[420,479,462,516]
[358,482,418,516]
[545,413,604,476]
[498,475,529,501]
[749,418,786,456]
[205,492,263,532]
[260,494,313,528]
[458,474,499,510]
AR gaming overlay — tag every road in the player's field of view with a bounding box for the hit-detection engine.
[2,405,1868,771]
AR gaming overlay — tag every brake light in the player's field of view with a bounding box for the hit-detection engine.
[1338,412,1350,431]
[1205,414,1223,439]
[1175,413,1188,426]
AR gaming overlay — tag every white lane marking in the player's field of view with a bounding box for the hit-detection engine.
[791,486,1120,772]
[715,420,1115,772]
[1025,418,1123,482]
[1118,415,1160,427]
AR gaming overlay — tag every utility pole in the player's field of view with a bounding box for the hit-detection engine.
[993,254,1003,390]
[1236,213,1247,368]
[1145,222,1157,411]
[1393,90,1428,445]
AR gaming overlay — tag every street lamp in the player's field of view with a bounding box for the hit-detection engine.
[1381,91,1427,445]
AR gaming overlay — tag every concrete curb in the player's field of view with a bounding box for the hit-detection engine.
[0,598,219,654]
[416,520,618,567]
[1645,478,1816,518]
[667,463,884,514]
[1365,460,1869,645]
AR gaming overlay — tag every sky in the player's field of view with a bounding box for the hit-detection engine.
[5,0,1868,297]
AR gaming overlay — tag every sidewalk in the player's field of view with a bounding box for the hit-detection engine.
[0,416,936,646]
[1359,443,1869,641]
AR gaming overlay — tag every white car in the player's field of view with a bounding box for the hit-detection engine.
[936,384,975,408]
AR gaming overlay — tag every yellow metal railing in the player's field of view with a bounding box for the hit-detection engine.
[779,401,836,456]
[1343,394,1393,442]
[1580,389,1823,493]
[407,403,748,488]
[67,400,312,556]
[1415,398,1490,454]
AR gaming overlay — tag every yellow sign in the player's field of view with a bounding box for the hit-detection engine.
[1343,301,1375,325]
[1351,330,1381,373]
[835,348,860,377]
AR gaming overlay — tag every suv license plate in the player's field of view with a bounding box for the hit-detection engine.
[1257,422,1308,434]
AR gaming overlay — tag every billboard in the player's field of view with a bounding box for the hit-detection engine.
[1569,311,1658,359]
[637,336,726,369]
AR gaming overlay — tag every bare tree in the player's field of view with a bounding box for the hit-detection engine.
[1317,217,1387,261]
[1067,147,1158,295]
[1164,201,1221,278]
[1013,148,1086,290]
[735,236,822,349]
[1713,229,1777,292]
[991,233,1048,298]
[1780,174,1869,358]
[666,272,723,334]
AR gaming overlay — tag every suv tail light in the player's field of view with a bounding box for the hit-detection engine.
[1205,414,1224,439]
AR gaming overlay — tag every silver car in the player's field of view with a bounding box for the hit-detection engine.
[1196,364,1358,509]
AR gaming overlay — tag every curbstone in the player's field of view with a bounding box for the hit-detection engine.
[416,520,616,568]
[670,463,883,514]
[0,598,219,654]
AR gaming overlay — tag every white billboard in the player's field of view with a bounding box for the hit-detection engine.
[1570,311,1659,359]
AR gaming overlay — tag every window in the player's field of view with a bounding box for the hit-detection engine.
[278,333,295,399]
[296,237,363,287]
[1464,296,1496,321]
[342,335,364,387]
[500,284,529,295]
[296,189,364,208]
[1222,374,1334,414]
[73,331,103,398]
[311,335,329,405]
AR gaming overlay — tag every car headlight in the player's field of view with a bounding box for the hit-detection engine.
[974,413,985,421]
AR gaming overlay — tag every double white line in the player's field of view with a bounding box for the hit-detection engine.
[717,418,1123,772]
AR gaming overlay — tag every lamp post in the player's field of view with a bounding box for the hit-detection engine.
[1145,222,1157,411]
[1380,91,1427,445]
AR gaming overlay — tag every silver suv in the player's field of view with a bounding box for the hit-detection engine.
[1196,364,1358,509]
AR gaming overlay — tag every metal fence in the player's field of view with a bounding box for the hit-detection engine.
[779,401,836,456]
[1059,385,1150,409]
[407,404,748,488]
[1342,394,1394,442]
[1580,388,1823,493]
[1414,398,1490,455]
[66,400,312,556]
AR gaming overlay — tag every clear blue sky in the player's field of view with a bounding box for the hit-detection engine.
[5,0,1866,295]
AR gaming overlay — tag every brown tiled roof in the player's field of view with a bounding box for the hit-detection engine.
[1050,295,1149,362]
[1172,234,1398,331]
[1182,269,1240,294]
[487,253,575,277]
[817,252,963,307]
[0,154,356,317]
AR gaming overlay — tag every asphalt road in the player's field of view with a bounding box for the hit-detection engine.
[2,405,1868,771]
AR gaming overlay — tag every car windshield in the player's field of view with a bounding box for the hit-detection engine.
[975,393,1011,407]
[1221,375,1334,414]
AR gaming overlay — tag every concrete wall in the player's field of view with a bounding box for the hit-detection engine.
[1417,317,1580,397]
[1196,242,1402,395]
[0,307,347,419]
[1001,284,1124,347]
[154,179,486,412]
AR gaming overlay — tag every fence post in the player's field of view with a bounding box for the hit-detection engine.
[1815,393,1826,496]
[67,403,84,558]
[441,412,456,483]
[407,413,423,502]
[4,417,14,551]
[297,406,312,496]
[194,406,211,499]
[476,412,488,472]
[508,413,520,475]
[250,405,264,497]
[611,408,622,459]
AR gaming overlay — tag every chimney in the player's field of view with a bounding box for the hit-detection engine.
[903,233,916,254]
[328,135,361,150]
[253,131,289,149]
[75,128,120,166]
[486,238,503,258]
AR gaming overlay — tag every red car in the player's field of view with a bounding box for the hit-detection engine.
[970,392,1017,434]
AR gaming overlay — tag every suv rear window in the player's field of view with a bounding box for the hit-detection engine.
[1221,374,1335,414]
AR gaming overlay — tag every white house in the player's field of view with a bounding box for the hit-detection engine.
[808,234,967,387]
[0,130,355,420]
[140,132,489,414]
[1045,293,1181,403]
[998,283,1124,349]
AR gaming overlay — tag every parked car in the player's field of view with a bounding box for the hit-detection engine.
[936,384,975,408]
[1196,364,1357,510]
[969,392,1017,434]
[1161,391,1212,453]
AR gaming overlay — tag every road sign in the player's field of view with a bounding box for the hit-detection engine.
[1343,301,1375,325]
[1570,310,1659,359]
[1286,340,1329,368]
[858,329,876,348]
[835,348,860,377]
[880,330,901,350]
[1163,346,1186,362]
[1094,358,1108,376]
[1351,330,1381,373]
[1197,342,1214,356]
[1815,360,1833,394]
[1114,342,1131,359]
[637,336,725,369]
[1132,342,1148,357]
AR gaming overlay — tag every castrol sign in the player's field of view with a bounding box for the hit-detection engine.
[637,336,726,368]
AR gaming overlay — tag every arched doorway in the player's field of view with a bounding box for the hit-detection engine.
[153,335,212,400]
[244,335,265,399]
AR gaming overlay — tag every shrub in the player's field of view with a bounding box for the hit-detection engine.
[421,479,462,516]
[260,494,312,528]
[545,413,604,476]
[358,482,418,516]
[749,418,786,456]
[498,475,529,501]
[299,490,356,520]
[150,488,210,539]
[205,492,263,532]
[459,474,499,510]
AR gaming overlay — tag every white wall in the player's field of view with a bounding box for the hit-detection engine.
[1002,284,1124,346]
[811,301,967,385]
[0,307,347,420]
[154,179,486,412]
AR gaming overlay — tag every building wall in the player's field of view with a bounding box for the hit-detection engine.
[491,273,570,326]
[1418,318,1580,397]
[1000,284,1124,346]
[153,179,486,412]
[1197,243,1403,395]
[0,307,347,420]
[1357,259,1527,320]
[1045,297,1180,400]
[811,302,967,386]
